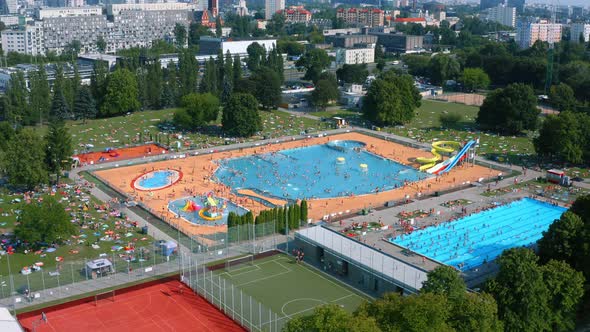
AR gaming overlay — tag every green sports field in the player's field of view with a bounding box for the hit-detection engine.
[193,253,369,331]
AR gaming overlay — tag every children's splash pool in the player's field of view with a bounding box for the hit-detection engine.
[214,140,428,200]
[168,196,248,226]
[389,198,566,271]
[133,170,181,191]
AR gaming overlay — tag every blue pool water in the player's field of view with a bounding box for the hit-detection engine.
[214,140,428,200]
[168,196,248,226]
[136,170,178,190]
[389,198,566,271]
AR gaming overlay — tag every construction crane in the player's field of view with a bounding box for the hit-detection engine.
[544,0,559,94]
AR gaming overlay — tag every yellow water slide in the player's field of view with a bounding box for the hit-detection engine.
[416,141,462,171]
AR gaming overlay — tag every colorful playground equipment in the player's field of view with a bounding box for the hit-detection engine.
[198,193,228,221]
[181,200,201,212]
[416,140,477,174]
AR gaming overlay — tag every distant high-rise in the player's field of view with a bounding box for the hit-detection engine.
[487,4,516,27]
[571,23,590,43]
[208,0,218,17]
[480,0,503,11]
[508,0,524,14]
[6,0,17,14]
[265,0,284,20]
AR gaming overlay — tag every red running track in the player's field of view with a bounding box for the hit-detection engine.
[18,279,244,332]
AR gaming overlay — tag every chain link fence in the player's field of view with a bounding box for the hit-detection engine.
[0,241,180,311]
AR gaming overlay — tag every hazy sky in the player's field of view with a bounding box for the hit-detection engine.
[524,0,588,6]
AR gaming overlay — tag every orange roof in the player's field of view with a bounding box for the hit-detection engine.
[394,17,426,22]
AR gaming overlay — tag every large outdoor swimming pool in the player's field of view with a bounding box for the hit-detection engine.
[389,198,566,271]
[214,140,428,200]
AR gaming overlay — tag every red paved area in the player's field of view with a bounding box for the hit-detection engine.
[18,279,244,332]
[74,144,167,165]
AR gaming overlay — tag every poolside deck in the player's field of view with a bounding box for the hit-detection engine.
[94,132,493,237]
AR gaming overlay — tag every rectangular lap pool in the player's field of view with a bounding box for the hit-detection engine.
[389,198,566,271]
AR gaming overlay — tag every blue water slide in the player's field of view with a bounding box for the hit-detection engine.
[439,140,476,174]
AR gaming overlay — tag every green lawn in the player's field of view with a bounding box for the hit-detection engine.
[385,100,536,165]
[48,108,326,153]
[0,186,161,297]
[481,179,590,201]
[197,254,368,330]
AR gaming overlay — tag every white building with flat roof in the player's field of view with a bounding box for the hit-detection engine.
[335,47,375,65]
[487,4,516,28]
[571,23,590,43]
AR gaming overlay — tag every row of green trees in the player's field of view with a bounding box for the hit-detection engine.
[226,200,308,243]
[0,120,73,189]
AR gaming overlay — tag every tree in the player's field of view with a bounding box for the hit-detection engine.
[487,248,550,332]
[15,196,76,246]
[96,35,107,53]
[336,64,369,84]
[2,129,48,189]
[174,23,187,48]
[251,67,282,109]
[199,57,218,95]
[215,16,222,38]
[100,68,140,117]
[570,194,590,224]
[428,54,460,86]
[549,83,577,112]
[5,71,29,127]
[363,72,421,126]
[28,66,51,125]
[173,93,219,130]
[45,120,73,184]
[460,68,490,91]
[73,85,97,123]
[50,91,72,121]
[403,55,431,77]
[421,265,466,301]
[476,83,539,134]
[145,59,163,109]
[296,49,330,83]
[268,13,285,36]
[189,22,213,47]
[533,111,590,164]
[233,54,242,85]
[450,293,503,332]
[311,77,339,110]
[222,93,262,137]
[541,259,585,331]
[285,304,380,332]
[278,39,305,56]
[356,292,452,332]
[246,42,266,72]
[90,60,108,109]
[178,49,199,97]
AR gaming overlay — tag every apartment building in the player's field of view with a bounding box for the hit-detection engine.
[3,5,191,55]
[277,6,311,23]
[336,8,384,27]
[516,20,562,48]
[571,23,590,43]
[265,0,285,20]
[487,4,516,28]
[335,47,375,65]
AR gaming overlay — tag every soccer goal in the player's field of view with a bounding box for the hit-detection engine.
[225,254,255,272]
[94,290,116,306]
